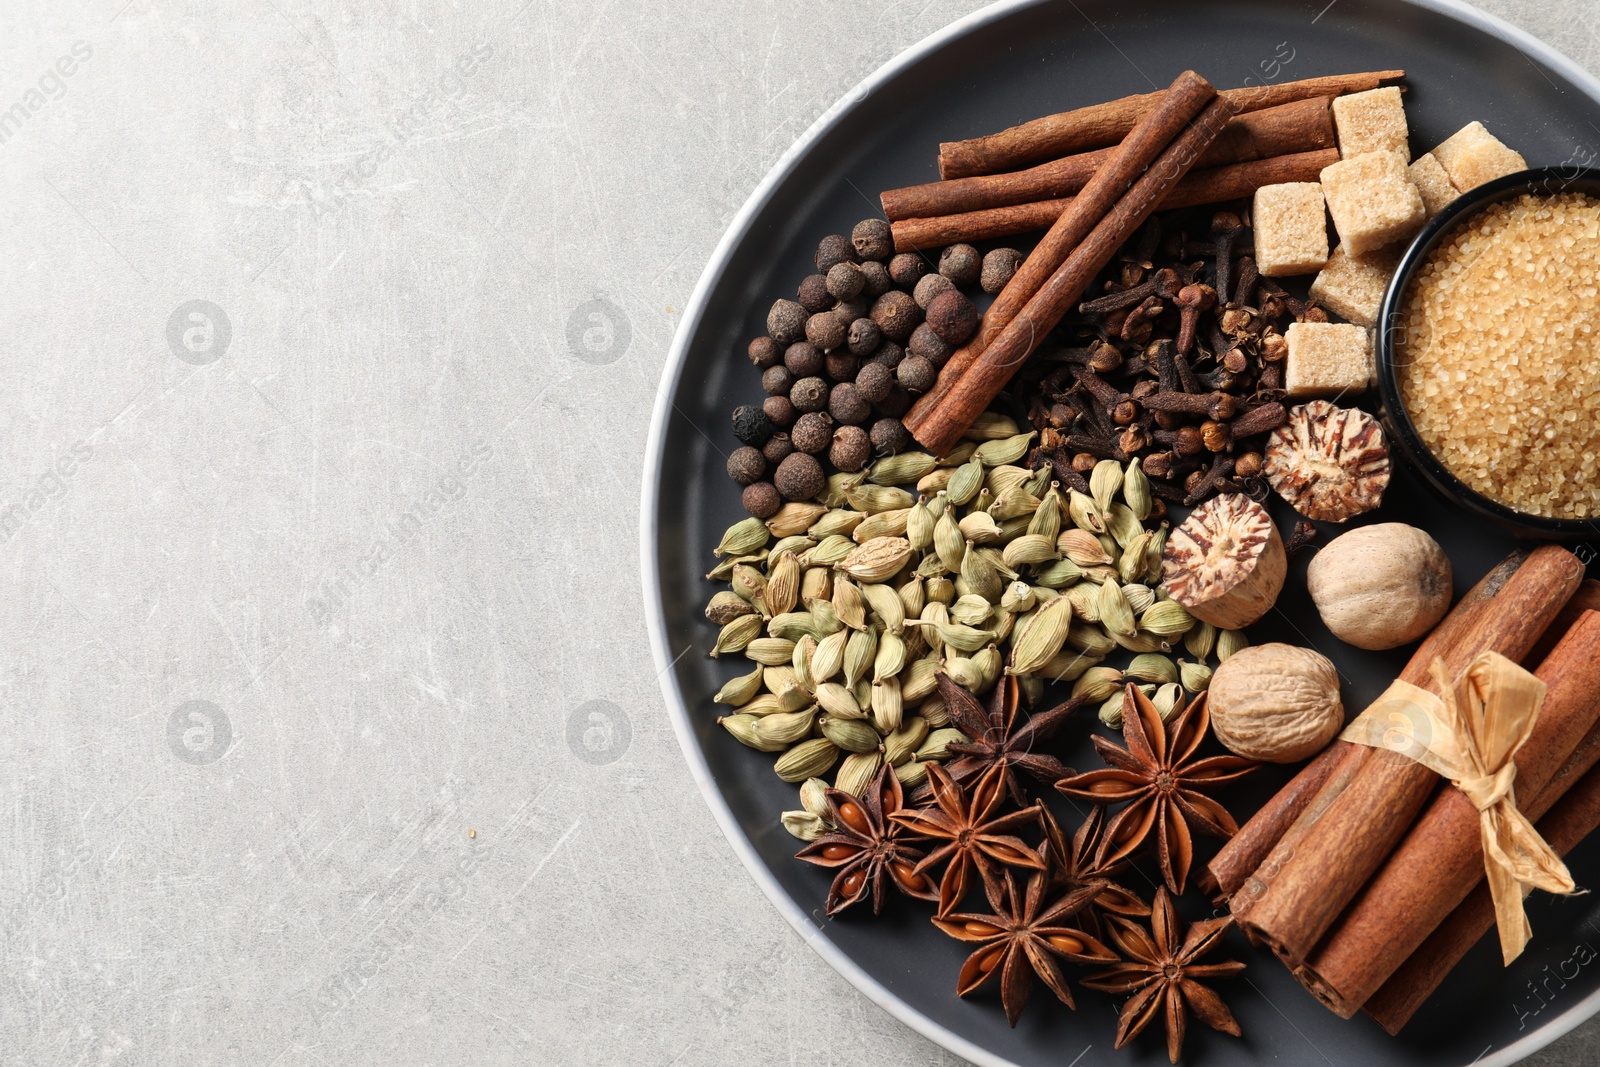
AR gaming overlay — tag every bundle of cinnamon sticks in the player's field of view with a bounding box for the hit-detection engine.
[1204,555,1600,1033]
[890,69,1403,456]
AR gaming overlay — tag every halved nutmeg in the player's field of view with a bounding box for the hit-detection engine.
[1161,494,1286,630]
[1264,401,1390,522]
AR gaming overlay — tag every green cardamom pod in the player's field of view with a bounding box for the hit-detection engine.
[1098,689,1127,728]
[834,750,883,797]
[883,715,929,765]
[925,576,955,605]
[1073,666,1126,703]
[957,510,1003,545]
[1145,524,1168,584]
[1033,558,1084,589]
[1067,489,1107,535]
[870,675,904,733]
[1152,682,1185,720]
[845,483,915,515]
[1098,580,1137,637]
[1122,582,1157,615]
[843,626,879,689]
[1184,620,1218,661]
[919,691,950,727]
[809,508,865,539]
[938,440,978,467]
[1106,503,1145,551]
[917,467,954,495]
[1079,564,1120,586]
[1058,528,1114,567]
[1066,620,1116,656]
[960,542,1004,602]
[1024,464,1053,498]
[915,553,950,579]
[715,516,771,558]
[821,714,880,753]
[860,583,906,634]
[1124,459,1153,521]
[810,629,848,683]
[897,575,926,619]
[769,535,817,562]
[1125,653,1178,685]
[800,566,832,603]
[1065,584,1100,624]
[766,611,824,643]
[1000,580,1036,614]
[792,634,817,690]
[833,575,867,631]
[991,608,1018,645]
[1090,459,1123,513]
[949,593,994,628]
[755,709,819,748]
[1038,649,1102,684]
[873,631,906,683]
[743,636,796,666]
[1007,595,1075,676]
[839,536,914,583]
[766,502,827,538]
[913,617,994,654]
[821,471,867,509]
[915,727,969,763]
[1112,629,1167,654]
[1179,660,1213,692]
[1027,486,1063,543]
[1141,600,1195,639]
[963,411,1020,441]
[918,602,950,656]
[804,533,856,569]
[713,663,765,705]
[946,455,984,506]
[995,512,1032,546]
[799,777,832,819]
[705,551,765,581]
[853,676,873,715]
[869,452,938,486]
[971,488,995,514]
[763,665,802,696]
[814,681,862,719]
[775,737,840,783]
[942,652,985,691]
[902,656,941,702]
[780,810,827,842]
[1002,533,1059,570]
[988,486,1041,523]
[973,431,1036,466]
[1217,628,1249,663]
[893,760,931,788]
[808,599,844,636]
[971,645,1002,692]
[852,508,911,542]
[720,713,783,752]
[906,497,935,551]
[730,563,767,611]
[984,465,1032,498]
[704,591,755,626]
[736,694,786,717]
[711,614,763,658]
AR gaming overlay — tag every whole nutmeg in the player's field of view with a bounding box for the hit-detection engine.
[897,355,937,393]
[852,218,893,262]
[830,425,871,472]
[824,351,860,384]
[1208,643,1344,762]
[908,322,954,364]
[784,341,824,377]
[875,384,912,419]
[870,417,911,454]
[829,382,870,426]
[789,376,830,414]
[742,481,782,518]
[925,289,978,346]
[815,234,856,274]
[796,274,832,313]
[854,361,893,405]
[859,260,893,298]
[731,404,773,446]
[767,299,807,344]
[762,432,794,465]
[1306,523,1452,650]
[805,309,848,352]
[825,261,865,301]
[888,252,927,288]
[748,336,781,369]
[790,412,833,454]
[847,317,881,357]
[762,394,796,428]
[980,248,1023,294]
[870,340,905,370]
[761,365,795,397]
[938,243,982,287]
[726,446,766,486]
[871,290,922,343]
[913,272,956,310]
[774,452,826,502]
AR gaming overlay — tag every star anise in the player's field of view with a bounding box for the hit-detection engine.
[890,761,1045,916]
[796,765,939,915]
[1081,887,1246,1064]
[930,673,1083,806]
[1055,685,1256,893]
[932,867,1118,1026]
[1037,804,1150,937]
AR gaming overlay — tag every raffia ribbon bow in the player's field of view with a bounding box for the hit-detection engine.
[1339,651,1576,964]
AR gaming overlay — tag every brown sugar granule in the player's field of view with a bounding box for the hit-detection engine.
[1397,192,1600,519]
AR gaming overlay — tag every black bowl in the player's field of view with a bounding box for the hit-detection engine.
[1375,166,1600,541]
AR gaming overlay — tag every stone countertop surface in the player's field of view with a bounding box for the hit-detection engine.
[1,1,1597,1064]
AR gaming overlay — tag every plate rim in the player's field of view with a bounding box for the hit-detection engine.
[639,2,1600,1063]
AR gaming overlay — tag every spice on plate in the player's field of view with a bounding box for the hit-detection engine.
[1396,191,1600,519]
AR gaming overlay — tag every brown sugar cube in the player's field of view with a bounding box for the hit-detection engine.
[1309,244,1403,329]
[1285,321,1373,399]
[1331,87,1410,160]
[1430,121,1527,192]
[1409,152,1460,217]
[1320,150,1427,256]
[1252,182,1330,277]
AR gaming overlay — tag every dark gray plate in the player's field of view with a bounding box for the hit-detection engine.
[642,2,1600,1064]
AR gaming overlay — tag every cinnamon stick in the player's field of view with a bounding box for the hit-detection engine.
[937,70,1403,178]
[890,148,1339,252]
[1231,545,1586,966]
[908,94,1240,456]
[885,97,1335,221]
[1207,550,1535,903]
[1369,648,1600,1034]
[1526,579,1600,667]
[1296,610,1600,1017]
[899,69,1219,447]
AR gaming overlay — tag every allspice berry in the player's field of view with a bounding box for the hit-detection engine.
[908,322,953,364]
[825,261,865,301]
[748,336,781,369]
[784,341,824,377]
[847,317,881,357]
[870,340,905,370]
[876,384,912,419]
[829,382,870,425]
[762,394,796,428]
[767,298,807,344]
[825,351,859,383]
[797,273,832,313]
[775,452,826,501]
[805,309,848,352]
[925,289,978,346]
[913,272,956,310]
[852,218,893,262]
[981,248,1023,294]
[743,481,782,518]
[763,432,794,465]
[761,365,795,397]
[859,260,893,298]
[871,417,911,454]
[888,252,927,289]
[897,355,937,393]
[830,425,871,472]
[815,234,856,275]
[855,361,892,404]
[835,297,868,323]
[791,412,833,454]
[726,446,766,486]
[938,243,981,287]
[789,376,830,413]
[731,404,773,446]
[871,290,922,343]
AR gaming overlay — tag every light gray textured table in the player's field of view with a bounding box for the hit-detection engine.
[2,2,1597,1064]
